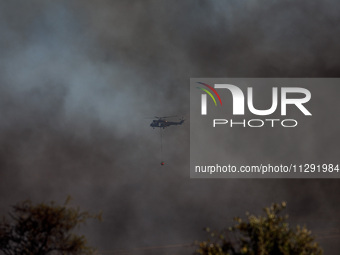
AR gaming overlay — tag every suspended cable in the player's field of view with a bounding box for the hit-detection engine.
[160,127,164,165]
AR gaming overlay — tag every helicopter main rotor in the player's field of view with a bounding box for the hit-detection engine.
[154,115,177,119]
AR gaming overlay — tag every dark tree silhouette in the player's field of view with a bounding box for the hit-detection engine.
[0,197,101,255]
[194,202,323,255]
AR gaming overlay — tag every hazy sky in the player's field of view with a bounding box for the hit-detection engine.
[0,1,339,254]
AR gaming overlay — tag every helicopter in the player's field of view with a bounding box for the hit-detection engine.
[150,116,185,129]
[149,116,185,166]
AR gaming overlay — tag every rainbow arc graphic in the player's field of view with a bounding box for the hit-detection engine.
[197,82,222,115]
[196,82,222,106]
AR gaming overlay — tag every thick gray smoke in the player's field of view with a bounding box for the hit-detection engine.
[0,1,339,254]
